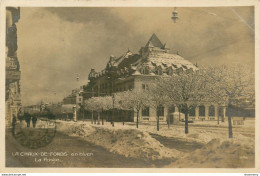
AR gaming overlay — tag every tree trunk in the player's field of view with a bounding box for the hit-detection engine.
[112,109,114,127]
[227,100,233,138]
[110,112,113,124]
[101,113,104,125]
[94,112,97,124]
[167,115,170,129]
[122,111,125,126]
[136,110,139,128]
[83,109,85,122]
[221,108,225,122]
[97,112,100,125]
[91,111,94,124]
[228,115,233,138]
[157,115,160,131]
[185,112,189,134]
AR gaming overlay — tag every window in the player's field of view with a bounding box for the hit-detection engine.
[199,105,205,116]
[144,67,150,74]
[209,105,215,116]
[189,107,195,116]
[128,85,133,90]
[156,69,162,75]
[157,106,164,116]
[168,105,175,113]
[142,84,149,90]
[142,107,150,116]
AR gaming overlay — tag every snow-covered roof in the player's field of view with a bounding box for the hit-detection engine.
[132,52,198,72]
[113,50,133,67]
[89,33,198,79]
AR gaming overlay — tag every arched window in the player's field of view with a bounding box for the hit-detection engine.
[177,67,183,74]
[218,107,224,116]
[199,105,205,116]
[156,67,163,75]
[157,105,164,116]
[209,105,215,116]
[142,107,150,116]
[168,105,175,113]
[189,107,196,116]
[166,67,173,76]
[144,67,150,74]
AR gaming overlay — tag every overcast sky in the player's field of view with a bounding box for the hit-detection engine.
[16,7,254,105]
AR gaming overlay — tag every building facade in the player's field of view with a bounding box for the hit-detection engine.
[81,34,227,122]
[5,7,21,126]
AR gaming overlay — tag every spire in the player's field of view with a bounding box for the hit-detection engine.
[145,33,164,48]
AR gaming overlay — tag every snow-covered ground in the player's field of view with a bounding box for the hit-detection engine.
[56,119,255,168]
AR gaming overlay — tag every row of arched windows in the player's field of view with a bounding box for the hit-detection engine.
[139,65,193,76]
[140,105,224,117]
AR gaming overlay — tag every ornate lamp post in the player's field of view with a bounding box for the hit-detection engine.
[171,7,179,23]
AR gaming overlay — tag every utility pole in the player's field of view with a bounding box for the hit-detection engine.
[91,87,94,124]
[97,79,101,125]
[111,72,115,127]
[112,93,115,127]
[73,74,80,122]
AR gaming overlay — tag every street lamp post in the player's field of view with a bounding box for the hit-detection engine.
[112,93,115,127]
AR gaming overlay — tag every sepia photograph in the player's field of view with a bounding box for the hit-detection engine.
[2,0,259,172]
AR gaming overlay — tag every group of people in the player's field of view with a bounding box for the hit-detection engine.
[24,113,38,128]
[12,112,38,128]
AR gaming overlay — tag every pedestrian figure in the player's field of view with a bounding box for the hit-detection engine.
[17,108,23,123]
[32,115,38,128]
[12,114,17,134]
[25,113,31,127]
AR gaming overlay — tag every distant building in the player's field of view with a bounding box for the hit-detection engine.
[5,7,21,126]
[62,88,83,106]
[62,88,84,121]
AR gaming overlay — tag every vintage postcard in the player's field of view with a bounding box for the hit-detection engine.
[0,0,259,173]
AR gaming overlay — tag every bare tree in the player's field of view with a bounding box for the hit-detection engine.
[85,97,109,125]
[205,64,254,138]
[118,89,149,128]
[101,96,113,125]
[84,98,96,124]
[114,92,132,125]
[160,70,207,134]
[147,81,170,131]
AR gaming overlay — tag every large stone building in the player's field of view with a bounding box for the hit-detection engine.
[82,34,226,122]
[5,7,21,126]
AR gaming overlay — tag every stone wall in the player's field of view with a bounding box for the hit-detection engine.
[6,7,21,126]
